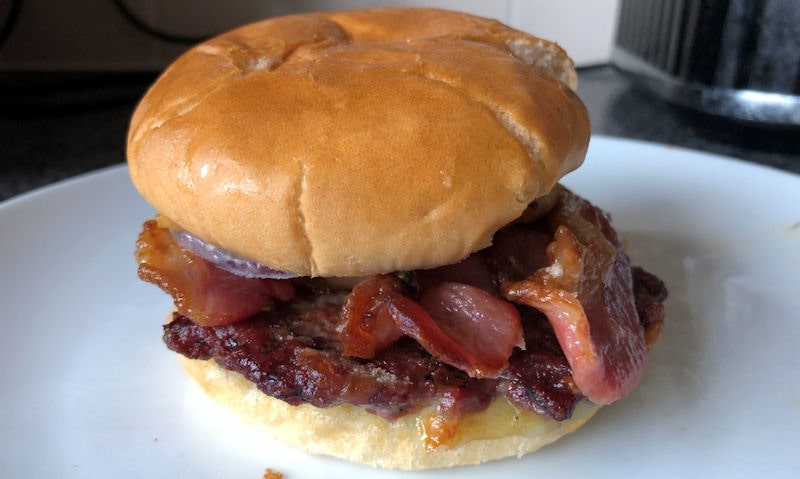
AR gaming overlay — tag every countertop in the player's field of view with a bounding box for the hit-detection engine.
[1,65,798,203]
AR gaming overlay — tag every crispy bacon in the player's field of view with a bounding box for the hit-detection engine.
[412,282,524,378]
[502,189,647,404]
[136,220,295,326]
[142,183,661,417]
[337,275,405,358]
[166,263,666,428]
[338,276,524,379]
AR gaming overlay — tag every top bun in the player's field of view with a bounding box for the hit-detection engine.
[127,7,590,277]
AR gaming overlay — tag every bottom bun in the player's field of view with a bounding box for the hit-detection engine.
[180,356,602,470]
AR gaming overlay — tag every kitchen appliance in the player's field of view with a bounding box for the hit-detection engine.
[613,0,800,126]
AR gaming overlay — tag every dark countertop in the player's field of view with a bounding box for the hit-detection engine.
[1,65,798,203]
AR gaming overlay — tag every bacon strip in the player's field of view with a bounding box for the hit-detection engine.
[412,282,524,378]
[502,189,646,404]
[337,275,405,358]
[141,184,654,407]
[338,276,524,379]
[136,220,295,326]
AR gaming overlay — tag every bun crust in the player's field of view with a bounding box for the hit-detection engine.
[180,356,600,469]
[127,8,590,277]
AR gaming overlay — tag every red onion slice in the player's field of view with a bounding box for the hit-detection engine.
[171,230,298,279]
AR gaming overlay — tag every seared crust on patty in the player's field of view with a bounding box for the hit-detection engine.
[180,356,601,470]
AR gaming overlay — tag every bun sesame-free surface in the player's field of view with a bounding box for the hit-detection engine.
[181,356,601,470]
[127,7,590,277]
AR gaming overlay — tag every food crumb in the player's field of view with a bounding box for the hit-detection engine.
[263,467,284,479]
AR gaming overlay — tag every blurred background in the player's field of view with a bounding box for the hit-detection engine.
[0,0,618,69]
[1,0,798,201]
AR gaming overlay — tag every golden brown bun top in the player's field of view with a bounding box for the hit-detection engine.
[127,7,590,277]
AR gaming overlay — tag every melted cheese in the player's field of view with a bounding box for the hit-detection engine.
[417,396,597,450]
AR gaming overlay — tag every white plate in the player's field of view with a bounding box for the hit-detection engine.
[1,136,798,478]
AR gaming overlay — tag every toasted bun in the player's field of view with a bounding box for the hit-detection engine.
[181,356,600,470]
[127,7,590,277]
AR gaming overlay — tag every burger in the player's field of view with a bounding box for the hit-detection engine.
[127,7,667,470]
